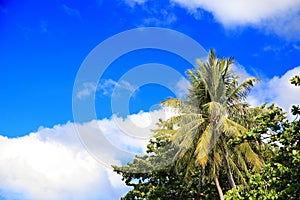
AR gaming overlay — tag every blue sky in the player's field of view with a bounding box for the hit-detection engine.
[0,0,300,199]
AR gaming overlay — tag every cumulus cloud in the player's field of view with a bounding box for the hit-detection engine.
[0,121,132,199]
[249,66,300,117]
[171,0,299,24]
[171,0,300,40]
[222,63,300,118]
[0,108,177,200]
[112,108,175,140]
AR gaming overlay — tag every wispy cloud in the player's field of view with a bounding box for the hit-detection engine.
[142,12,177,26]
[124,0,148,8]
[40,20,48,33]
[261,12,300,41]
[76,82,97,99]
[123,0,177,26]
[75,79,138,100]
[293,44,300,51]
[61,4,82,20]
[98,79,138,97]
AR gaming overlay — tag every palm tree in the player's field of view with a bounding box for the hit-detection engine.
[156,49,263,199]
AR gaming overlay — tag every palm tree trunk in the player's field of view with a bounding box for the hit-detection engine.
[220,143,236,188]
[214,176,224,200]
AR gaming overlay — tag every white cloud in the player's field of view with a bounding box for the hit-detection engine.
[75,79,137,100]
[0,122,131,200]
[171,0,299,24]
[125,0,148,7]
[98,79,137,97]
[123,0,178,26]
[171,0,300,40]
[232,63,252,78]
[228,64,300,119]
[260,12,300,41]
[112,109,175,141]
[0,108,178,199]
[142,14,177,26]
[173,77,190,98]
[76,82,97,99]
[249,66,300,118]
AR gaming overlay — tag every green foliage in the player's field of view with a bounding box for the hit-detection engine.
[225,113,300,200]
[289,75,300,118]
[290,75,300,86]
[225,174,279,200]
[291,105,300,116]
[225,104,300,199]
[113,124,221,199]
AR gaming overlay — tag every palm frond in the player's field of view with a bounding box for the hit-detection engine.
[223,118,247,137]
[161,98,186,108]
[195,124,218,167]
[228,156,248,187]
[226,77,260,104]
[238,142,264,172]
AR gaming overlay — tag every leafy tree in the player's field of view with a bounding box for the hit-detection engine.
[290,75,300,86]
[290,75,300,119]
[113,119,221,199]
[225,78,300,199]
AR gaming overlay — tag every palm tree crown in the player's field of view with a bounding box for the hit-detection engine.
[156,49,263,199]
